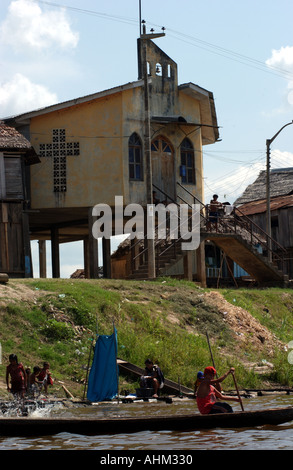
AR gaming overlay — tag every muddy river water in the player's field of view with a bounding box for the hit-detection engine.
[0,394,292,451]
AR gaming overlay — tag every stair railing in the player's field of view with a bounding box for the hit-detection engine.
[233,206,289,273]
[152,184,199,275]
[177,182,289,275]
[130,184,198,276]
[130,181,290,278]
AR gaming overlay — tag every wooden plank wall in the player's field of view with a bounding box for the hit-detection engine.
[249,209,293,277]
[0,202,25,276]
[249,209,293,249]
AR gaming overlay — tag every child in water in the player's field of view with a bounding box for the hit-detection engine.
[6,354,27,399]
[27,366,41,397]
[38,362,53,395]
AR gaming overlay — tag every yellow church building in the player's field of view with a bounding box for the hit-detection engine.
[5,32,220,283]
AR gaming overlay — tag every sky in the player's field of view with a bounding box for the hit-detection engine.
[1,0,293,277]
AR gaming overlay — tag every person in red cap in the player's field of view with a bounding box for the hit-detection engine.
[194,367,226,396]
[196,366,240,414]
[204,366,216,375]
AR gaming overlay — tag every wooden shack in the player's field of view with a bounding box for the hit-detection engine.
[235,168,293,277]
[0,122,39,277]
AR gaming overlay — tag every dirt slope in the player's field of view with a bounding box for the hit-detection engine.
[203,291,284,356]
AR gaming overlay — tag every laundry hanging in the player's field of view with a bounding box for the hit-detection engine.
[87,328,118,402]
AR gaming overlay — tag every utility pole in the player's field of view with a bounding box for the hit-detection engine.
[139,0,142,36]
[140,20,165,278]
[266,120,293,261]
[266,138,272,261]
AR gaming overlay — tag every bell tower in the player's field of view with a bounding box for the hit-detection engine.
[137,22,178,89]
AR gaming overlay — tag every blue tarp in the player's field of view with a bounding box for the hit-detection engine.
[87,329,118,402]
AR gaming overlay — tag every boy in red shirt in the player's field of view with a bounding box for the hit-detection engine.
[196,366,240,414]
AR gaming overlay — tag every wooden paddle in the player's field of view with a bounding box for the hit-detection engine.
[206,331,222,392]
[231,371,244,411]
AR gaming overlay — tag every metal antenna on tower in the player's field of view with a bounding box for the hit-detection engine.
[139,0,142,35]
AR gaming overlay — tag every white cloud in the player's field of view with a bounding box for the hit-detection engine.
[266,46,293,108]
[206,161,264,204]
[0,72,57,117]
[205,149,293,204]
[266,46,293,69]
[271,149,293,169]
[0,0,79,52]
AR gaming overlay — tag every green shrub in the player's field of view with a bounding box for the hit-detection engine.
[41,318,74,341]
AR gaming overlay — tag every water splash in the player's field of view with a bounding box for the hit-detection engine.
[0,398,64,417]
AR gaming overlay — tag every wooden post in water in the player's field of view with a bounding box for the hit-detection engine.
[113,321,119,403]
[83,339,93,400]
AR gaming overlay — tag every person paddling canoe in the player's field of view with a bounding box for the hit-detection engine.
[194,366,235,396]
[196,366,240,414]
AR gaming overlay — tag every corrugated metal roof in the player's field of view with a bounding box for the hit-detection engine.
[238,194,293,216]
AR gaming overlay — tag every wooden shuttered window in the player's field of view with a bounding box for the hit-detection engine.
[0,155,24,200]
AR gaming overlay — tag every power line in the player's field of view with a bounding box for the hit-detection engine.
[165,29,293,81]
[30,131,132,139]
[204,155,266,187]
[27,2,293,200]
[35,1,138,26]
[203,149,264,153]
[204,150,293,195]
[203,150,265,164]
[204,163,264,199]
[35,1,293,81]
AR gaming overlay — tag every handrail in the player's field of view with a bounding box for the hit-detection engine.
[234,206,287,254]
[128,182,289,278]
[176,181,205,208]
[212,206,286,263]
[152,183,201,259]
[178,182,289,273]
[152,183,178,206]
[132,184,193,262]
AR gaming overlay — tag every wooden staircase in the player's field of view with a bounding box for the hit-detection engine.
[202,232,288,286]
[126,183,290,286]
[128,232,288,286]
[128,239,184,280]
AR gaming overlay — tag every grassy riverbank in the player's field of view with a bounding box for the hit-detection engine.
[0,277,293,399]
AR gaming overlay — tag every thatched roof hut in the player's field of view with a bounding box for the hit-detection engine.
[234,168,293,206]
[0,121,39,163]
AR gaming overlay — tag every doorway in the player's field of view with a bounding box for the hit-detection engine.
[151,136,175,202]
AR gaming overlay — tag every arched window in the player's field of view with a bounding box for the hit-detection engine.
[180,138,195,184]
[151,138,172,154]
[147,62,151,75]
[129,133,143,180]
[155,63,162,76]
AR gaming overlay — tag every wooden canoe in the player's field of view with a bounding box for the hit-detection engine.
[0,406,293,436]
